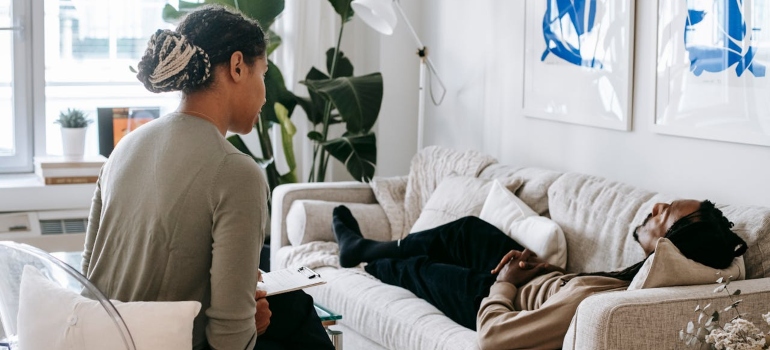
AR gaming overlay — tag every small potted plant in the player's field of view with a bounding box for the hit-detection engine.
[55,108,93,160]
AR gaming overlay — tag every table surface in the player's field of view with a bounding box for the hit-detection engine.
[51,251,342,322]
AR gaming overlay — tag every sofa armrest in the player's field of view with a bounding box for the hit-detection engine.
[564,277,770,350]
[270,182,376,268]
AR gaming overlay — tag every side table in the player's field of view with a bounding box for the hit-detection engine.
[314,303,343,350]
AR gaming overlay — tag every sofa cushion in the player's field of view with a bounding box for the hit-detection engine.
[547,172,659,273]
[286,200,391,246]
[479,180,567,268]
[306,266,478,350]
[479,165,563,217]
[403,146,498,235]
[410,176,519,233]
[18,265,201,350]
[628,238,745,290]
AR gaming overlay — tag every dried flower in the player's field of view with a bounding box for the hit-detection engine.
[680,276,769,350]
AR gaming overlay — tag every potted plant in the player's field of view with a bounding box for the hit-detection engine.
[55,108,93,160]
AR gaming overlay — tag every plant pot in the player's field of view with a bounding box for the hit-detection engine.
[61,127,87,160]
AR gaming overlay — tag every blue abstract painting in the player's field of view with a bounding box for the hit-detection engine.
[685,0,766,77]
[541,0,603,69]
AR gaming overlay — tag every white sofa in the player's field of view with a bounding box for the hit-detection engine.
[270,161,770,350]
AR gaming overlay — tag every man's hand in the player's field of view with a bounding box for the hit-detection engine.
[254,289,271,335]
[491,249,566,275]
[494,249,558,287]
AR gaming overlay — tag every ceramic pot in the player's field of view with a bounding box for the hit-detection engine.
[61,127,87,160]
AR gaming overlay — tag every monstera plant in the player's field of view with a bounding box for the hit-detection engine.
[298,0,383,182]
[163,0,384,184]
[162,0,299,192]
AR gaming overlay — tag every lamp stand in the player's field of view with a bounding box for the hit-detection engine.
[417,54,427,150]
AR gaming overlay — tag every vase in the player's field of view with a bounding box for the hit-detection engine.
[61,127,87,160]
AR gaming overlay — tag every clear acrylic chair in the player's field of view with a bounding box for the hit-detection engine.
[0,241,136,350]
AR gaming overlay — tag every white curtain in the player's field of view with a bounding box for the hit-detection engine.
[270,0,338,182]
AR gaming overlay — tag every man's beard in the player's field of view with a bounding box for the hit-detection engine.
[633,213,653,242]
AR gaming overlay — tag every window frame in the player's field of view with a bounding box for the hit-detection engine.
[0,0,34,173]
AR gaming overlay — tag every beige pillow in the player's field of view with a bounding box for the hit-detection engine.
[286,200,392,246]
[409,176,520,233]
[18,265,201,350]
[627,238,746,290]
[479,180,567,268]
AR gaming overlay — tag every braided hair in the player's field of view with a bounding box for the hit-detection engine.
[136,5,266,94]
[581,200,748,282]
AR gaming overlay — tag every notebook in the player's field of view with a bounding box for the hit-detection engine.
[258,266,326,296]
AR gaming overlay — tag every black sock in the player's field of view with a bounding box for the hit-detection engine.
[332,205,400,268]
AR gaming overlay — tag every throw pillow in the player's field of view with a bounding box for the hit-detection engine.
[478,180,567,268]
[18,265,201,350]
[627,238,746,290]
[409,176,520,234]
[286,200,392,246]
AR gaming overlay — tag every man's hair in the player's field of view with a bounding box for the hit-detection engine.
[583,200,748,282]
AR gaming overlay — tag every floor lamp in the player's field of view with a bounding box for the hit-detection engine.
[351,0,446,150]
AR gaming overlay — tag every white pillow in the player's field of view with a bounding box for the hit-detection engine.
[628,238,746,290]
[479,180,567,268]
[18,265,201,350]
[409,176,520,233]
[286,200,392,246]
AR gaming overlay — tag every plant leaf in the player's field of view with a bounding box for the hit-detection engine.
[326,48,354,78]
[262,59,297,125]
[274,103,298,184]
[686,321,695,334]
[307,131,324,142]
[714,285,726,293]
[326,0,354,22]
[297,67,331,125]
[322,132,376,182]
[204,0,284,29]
[303,72,383,134]
[226,135,274,168]
[716,277,724,284]
[267,29,282,56]
[733,289,741,296]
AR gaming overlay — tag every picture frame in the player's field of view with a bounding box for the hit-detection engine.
[654,0,770,146]
[522,0,636,131]
[97,107,160,158]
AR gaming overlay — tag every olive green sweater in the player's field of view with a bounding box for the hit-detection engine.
[478,272,630,349]
[83,113,268,350]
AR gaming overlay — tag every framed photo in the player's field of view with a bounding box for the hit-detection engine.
[523,0,636,131]
[654,0,770,146]
[97,107,160,158]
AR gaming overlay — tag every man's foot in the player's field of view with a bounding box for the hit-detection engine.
[332,205,366,268]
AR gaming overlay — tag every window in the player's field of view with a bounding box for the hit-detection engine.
[0,0,32,173]
[0,0,181,174]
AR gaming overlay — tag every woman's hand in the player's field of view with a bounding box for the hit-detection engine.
[494,249,560,287]
[254,289,271,335]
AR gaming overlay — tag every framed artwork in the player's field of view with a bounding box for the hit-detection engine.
[97,107,160,158]
[654,0,770,146]
[523,0,636,131]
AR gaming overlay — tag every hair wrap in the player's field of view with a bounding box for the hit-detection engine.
[137,29,211,93]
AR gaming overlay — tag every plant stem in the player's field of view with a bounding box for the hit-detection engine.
[257,117,279,192]
[314,3,349,182]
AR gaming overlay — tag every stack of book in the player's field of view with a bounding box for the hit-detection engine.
[34,155,106,185]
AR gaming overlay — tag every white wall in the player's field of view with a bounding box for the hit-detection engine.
[374,0,770,208]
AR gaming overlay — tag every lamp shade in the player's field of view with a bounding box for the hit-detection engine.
[351,0,397,35]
